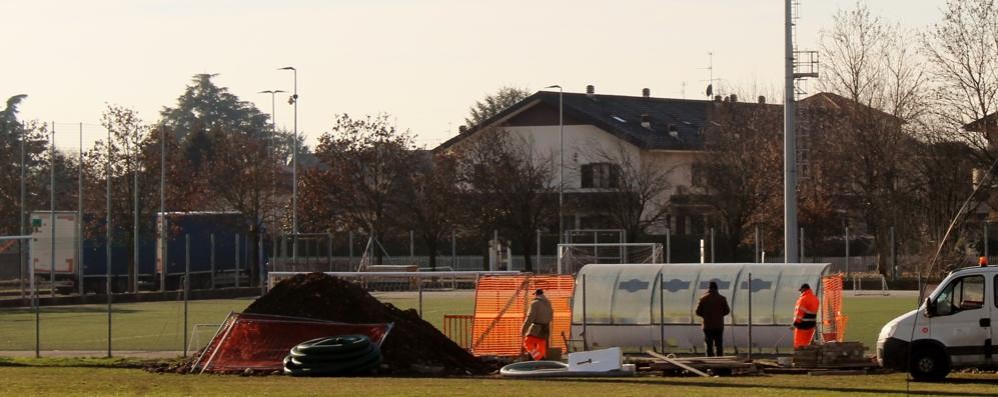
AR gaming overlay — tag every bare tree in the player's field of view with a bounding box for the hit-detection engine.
[699,101,783,260]
[301,114,418,263]
[400,152,463,269]
[456,128,556,271]
[924,0,998,157]
[577,141,675,242]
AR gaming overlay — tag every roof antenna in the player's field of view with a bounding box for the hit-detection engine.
[703,52,716,98]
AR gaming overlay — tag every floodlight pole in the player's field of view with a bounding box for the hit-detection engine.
[784,0,799,263]
[279,67,299,265]
[50,122,55,297]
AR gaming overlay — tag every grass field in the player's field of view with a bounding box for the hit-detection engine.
[0,292,912,353]
[2,293,994,397]
[0,362,995,397]
[0,293,472,352]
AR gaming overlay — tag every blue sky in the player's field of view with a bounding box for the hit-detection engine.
[1,0,946,150]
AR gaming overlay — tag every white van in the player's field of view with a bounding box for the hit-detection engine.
[877,265,996,380]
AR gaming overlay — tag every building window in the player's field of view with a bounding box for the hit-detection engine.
[690,164,706,187]
[581,163,620,188]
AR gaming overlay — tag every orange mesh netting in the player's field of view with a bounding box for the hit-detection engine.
[194,312,392,373]
[471,274,574,357]
[821,274,847,342]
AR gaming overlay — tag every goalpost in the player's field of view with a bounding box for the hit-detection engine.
[556,243,663,274]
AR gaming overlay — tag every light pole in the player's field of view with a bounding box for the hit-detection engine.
[544,85,564,244]
[259,89,284,266]
[279,67,299,264]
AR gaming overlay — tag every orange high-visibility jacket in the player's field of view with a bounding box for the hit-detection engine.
[793,289,819,329]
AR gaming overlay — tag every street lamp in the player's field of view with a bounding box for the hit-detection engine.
[544,85,564,244]
[278,67,299,264]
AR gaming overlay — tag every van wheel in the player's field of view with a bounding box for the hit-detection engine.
[910,347,949,381]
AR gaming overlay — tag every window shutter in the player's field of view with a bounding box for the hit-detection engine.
[581,164,593,188]
[609,164,620,188]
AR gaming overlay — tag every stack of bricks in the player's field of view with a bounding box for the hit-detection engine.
[792,342,867,368]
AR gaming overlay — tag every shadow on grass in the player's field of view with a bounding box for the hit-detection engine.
[0,306,143,317]
[0,356,153,368]
[538,377,998,397]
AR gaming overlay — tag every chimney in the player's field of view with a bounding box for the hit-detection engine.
[642,88,651,98]
[730,94,738,102]
[714,95,722,102]
[640,113,651,129]
[668,125,679,138]
[458,125,467,134]
[758,95,767,104]
[586,85,595,98]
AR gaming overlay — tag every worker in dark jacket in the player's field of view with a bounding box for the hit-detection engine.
[521,289,554,360]
[695,281,731,357]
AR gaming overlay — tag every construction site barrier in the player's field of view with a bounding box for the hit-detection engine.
[471,274,574,357]
[443,314,474,350]
[821,274,847,342]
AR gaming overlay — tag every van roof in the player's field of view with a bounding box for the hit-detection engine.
[950,265,998,276]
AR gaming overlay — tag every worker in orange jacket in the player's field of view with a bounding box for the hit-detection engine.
[792,283,820,348]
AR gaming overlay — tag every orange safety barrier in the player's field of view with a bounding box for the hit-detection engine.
[194,312,392,373]
[470,274,574,357]
[443,314,474,350]
[821,274,847,342]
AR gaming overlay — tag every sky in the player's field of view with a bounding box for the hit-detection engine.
[2,0,946,151]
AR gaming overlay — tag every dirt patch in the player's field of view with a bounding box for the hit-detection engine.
[242,273,491,375]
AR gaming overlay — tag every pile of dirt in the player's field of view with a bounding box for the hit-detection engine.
[243,272,492,375]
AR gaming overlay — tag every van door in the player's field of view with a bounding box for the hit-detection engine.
[931,274,988,367]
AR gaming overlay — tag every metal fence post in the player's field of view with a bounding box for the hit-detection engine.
[582,274,588,351]
[710,227,715,263]
[409,230,415,262]
[799,227,805,262]
[210,234,216,290]
[658,273,664,353]
[259,236,266,293]
[184,233,190,357]
[666,228,671,264]
[845,226,850,280]
[536,229,541,273]
[749,272,753,360]
[451,229,456,268]
[418,280,424,318]
[235,234,240,288]
[327,232,333,272]
[754,225,760,263]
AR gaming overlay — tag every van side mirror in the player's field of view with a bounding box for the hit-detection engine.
[924,297,936,317]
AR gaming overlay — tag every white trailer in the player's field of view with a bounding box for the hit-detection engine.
[30,211,80,276]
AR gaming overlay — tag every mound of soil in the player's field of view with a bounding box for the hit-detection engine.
[243,272,491,375]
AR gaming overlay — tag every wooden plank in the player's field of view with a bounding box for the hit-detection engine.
[645,351,712,377]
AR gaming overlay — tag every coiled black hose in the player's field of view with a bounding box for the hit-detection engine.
[283,335,382,376]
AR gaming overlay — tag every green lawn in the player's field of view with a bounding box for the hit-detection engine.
[0,365,995,397]
[0,292,912,353]
[0,292,473,352]
[842,295,919,350]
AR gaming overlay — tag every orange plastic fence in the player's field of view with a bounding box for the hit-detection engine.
[194,312,392,373]
[470,274,574,357]
[443,314,474,350]
[821,274,847,342]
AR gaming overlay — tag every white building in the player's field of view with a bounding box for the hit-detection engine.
[435,85,739,237]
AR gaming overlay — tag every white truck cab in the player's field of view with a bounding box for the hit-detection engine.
[877,265,997,380]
